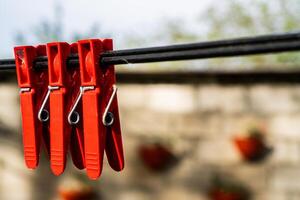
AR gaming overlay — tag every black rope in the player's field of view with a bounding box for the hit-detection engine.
[102,40,300,65]
[102,32,300,57]
[0,32,300,70]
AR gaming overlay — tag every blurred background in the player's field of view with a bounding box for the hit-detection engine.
[1,0,300,199]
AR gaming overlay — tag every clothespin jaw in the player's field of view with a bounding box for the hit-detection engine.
[14,45,49,169]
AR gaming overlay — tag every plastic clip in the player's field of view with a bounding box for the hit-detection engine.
[78,39,124,180]
[47,42,87,175]
[78,39,105,179]
[14,45,50,169]
[101,39,124,172]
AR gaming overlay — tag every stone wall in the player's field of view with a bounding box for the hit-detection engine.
[1,71,300,200]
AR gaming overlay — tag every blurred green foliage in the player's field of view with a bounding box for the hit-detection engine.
[124,0,300,69]
[200,0,300,67]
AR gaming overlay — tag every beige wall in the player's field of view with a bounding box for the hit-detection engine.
[1,82,300,199]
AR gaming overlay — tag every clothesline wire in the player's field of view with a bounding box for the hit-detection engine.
[0,32,300,70]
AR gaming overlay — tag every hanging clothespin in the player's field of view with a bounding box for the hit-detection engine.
[77,39,105,179]
[14,45,50,169]
[78,39,124,180]
[65,43,86,170]
[46,42,85,175]
[101,39,124,172]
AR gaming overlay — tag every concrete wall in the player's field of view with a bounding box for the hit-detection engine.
[1,71,300,199]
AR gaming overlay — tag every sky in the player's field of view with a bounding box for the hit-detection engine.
[0,0,211,58]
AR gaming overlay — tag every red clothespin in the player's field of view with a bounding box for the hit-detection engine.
[14,45,50,169]
[67,43,86,170]
[78,39,105,179]
[46,42,85,175]
[78,39,124,180]
[102,39,124,172]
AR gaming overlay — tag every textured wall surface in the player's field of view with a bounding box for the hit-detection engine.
[1,78,300,200]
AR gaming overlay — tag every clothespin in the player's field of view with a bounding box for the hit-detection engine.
[101,39,124,172]
[78,39,124,180]
[77,39,105,179]
[46,42,85,175]
[14,45,50,169]
[66,43,86,170]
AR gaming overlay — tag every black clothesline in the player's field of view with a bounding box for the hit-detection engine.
[0,32,300,70]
